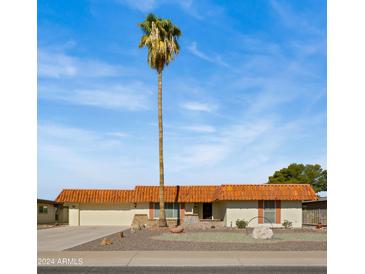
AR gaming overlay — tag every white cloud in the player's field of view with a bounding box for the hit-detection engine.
[117,0,157,12]
[180,101,217,112]
[39,83,151,111]
[107,131,129,138]
[187,42,229,67]
[38,50,123,78]
[179,125,216,133]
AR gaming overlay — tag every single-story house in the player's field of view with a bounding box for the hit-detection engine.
[55,184,317,228]
[37,198,69,224]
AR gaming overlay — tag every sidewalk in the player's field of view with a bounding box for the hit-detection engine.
[37,251,327,267]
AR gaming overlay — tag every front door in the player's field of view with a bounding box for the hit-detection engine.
[203,203,212,219]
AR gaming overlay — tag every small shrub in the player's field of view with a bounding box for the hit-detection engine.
[236,219,248,229]
[282,219,293,229]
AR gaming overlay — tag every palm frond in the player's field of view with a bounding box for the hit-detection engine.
[138,14,181,72]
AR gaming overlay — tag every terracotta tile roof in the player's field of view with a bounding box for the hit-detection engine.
[55,189,135,204]
[55,184,317,203]
[134,185,220,202]
[219,184,317,201]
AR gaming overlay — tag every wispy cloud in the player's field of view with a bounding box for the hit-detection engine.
[167,119,275,172]
[116,0,157,12]
[270,0,324,35]
[107,131,129,138]
[38,123,155,195]
[178,125,216,133]
[166,113,325,178]
[180,101,218,112]
[38,49,124,78]
[187,42,229,67]
[116,0,213,20]
[39,83,152,111]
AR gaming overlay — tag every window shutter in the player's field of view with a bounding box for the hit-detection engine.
[149,202,153,219]
[258,200,263,224]
[275,200,281,224]
[180,203,185,222]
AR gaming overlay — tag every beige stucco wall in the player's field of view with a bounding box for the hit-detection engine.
[224,201,259,227]
[37,203,69,224]
[66,203,149,226]
[281,200,302,228]
[224,200,303,228]
[58,207,69,223]
[67,203,80,226]
[212,201,226,220]
[37,203,57,224]
[65,200,302,227]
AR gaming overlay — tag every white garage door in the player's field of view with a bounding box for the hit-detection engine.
[79,204,134,226]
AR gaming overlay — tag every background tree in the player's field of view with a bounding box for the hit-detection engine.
[138,14,181,227]
[268,163,327,193]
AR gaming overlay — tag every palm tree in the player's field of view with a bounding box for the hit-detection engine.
[138,14,181,227]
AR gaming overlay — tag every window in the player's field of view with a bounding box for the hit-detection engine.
[38,205,48,214]
[263,201,276,223]
[154,203,179,219]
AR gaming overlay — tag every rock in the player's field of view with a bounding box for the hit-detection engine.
[100,238,113,246]
[170,226,184,233]
[252,226,273,240]
[131,224,141,233]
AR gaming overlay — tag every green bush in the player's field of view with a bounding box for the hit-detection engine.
[282,219,293,228]
[236,219,248,229]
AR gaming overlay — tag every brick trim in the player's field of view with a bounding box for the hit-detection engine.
[149,202,154,219]
[275,200,281,224]
[258,200,263,224]
[180,203,185,223]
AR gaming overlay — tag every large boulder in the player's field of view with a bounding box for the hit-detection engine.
[130,224,141,233]
[252,226,273,240]
[100,238,113,246]
[170,226,184,233]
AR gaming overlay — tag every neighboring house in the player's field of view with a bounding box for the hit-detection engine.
[37,199,69,224]
[302,197,327,226]
[55,184,317,228]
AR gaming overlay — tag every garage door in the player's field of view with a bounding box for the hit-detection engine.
[79,204,134,226]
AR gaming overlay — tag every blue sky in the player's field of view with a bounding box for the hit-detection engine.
[38,0,327,199]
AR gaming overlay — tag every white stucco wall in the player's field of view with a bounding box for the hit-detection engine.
[66,203,149,226]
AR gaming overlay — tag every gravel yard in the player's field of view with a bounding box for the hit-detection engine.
[67,228,326,251]
[152,231,326,243]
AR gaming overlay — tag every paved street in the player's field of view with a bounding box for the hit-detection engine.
[37,250,326,267]
[38,266,327,274]
[38,226,128,251]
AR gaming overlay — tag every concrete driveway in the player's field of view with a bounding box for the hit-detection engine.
[38,226,128,251]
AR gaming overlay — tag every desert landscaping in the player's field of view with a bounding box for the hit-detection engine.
[67,226,326,252]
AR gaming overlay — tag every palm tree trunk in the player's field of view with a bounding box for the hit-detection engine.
[157,71,167,227]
